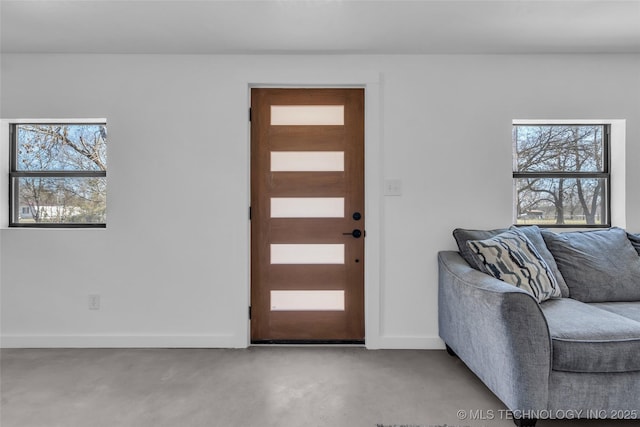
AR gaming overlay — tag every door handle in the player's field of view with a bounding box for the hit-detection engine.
[343,229,362,238]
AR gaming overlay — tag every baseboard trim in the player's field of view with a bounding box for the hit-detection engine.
[0,334,243,348]
[2,334,446,350]
[373,335,445,350]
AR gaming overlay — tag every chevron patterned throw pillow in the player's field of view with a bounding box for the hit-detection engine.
[466,228,561,303]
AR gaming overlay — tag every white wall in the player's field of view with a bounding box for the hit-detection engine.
[1,54,639,348]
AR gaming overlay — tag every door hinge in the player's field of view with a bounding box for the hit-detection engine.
[249,206,252,220]
[249,108,252,122]
[248,306,252,319]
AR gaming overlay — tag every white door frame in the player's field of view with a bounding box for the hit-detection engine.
[245,71,383,348]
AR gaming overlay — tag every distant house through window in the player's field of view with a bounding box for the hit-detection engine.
[9,123,107,227]
[512,123,610,228]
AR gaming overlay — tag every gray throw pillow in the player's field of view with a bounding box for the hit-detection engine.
[627,232,640,256]
[541,227,640,302]
[466,229,562,303]
[510,225,570,298]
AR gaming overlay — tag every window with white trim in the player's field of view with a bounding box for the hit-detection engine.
[9,122,107,227]
[513,123,610,228]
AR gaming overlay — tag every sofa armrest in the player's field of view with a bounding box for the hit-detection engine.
[438,251,552,413]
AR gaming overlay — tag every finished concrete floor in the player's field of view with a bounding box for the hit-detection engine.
[1,347,637,427]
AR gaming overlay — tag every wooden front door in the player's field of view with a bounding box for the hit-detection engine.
[251,88,365,343]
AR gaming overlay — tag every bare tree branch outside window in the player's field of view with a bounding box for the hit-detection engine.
[513,125,609,227]
[10,123,107,227]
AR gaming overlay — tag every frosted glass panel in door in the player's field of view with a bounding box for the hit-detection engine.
[270,244,344,264]
[271,151,344,172]
[271,105,344,126]
[271,197,344,218]
[270,290,345,311]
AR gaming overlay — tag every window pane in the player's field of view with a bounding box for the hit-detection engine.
[514,177,607,226]
[271,151,344,172]
[271,197,344,218]
[271,106,344,126]
[16,124,107,171]
[270,290,345,311]
[15,177,106,224]
[513,125,604,173]
[270,244,344,264]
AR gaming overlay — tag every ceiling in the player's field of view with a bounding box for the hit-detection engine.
[1,0,640,54]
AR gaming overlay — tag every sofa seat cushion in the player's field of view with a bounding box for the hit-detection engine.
[540,298,640,373]
[589,302,640,323]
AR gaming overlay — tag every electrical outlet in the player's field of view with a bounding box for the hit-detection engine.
[88,294,101,310]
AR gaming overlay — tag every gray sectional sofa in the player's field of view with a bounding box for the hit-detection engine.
[438,226,640,427]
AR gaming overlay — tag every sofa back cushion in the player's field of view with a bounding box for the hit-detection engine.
[466,229,562,302]
[542,227,640,302]
[627,232,640,256]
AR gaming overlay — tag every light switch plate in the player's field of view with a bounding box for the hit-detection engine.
[384,179,402,196]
